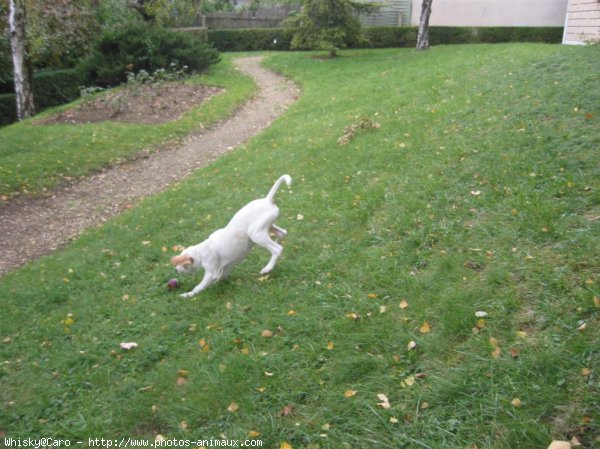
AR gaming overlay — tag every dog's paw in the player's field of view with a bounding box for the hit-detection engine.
[180,292,194,299]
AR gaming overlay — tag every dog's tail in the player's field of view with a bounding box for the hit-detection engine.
[266,174,292,201]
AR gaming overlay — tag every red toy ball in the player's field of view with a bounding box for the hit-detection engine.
[167,278,180,290]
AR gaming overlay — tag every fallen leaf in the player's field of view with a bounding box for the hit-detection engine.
[508,348,520,359]
[2,336,11,344]
[176,377,187,386]
[287,310,297,315]
[155,435,166,443]
[476,319,486,329]
[511,398,522,408]
[279,405,294,417]
[177,369,190,378]
[248,431,261,438]
[475,311,488,318]
[547,441,571,449]
[470,190,482,196]
[403,376,415,387]
[326,341,334,350]
[280,443,293,449]
[577,322,587,332]
[256,387,266,393]
[151,405,159,413]
[491,347,501,359]
[240,347,250,355]
[120,342,138,350]
[489,337,499,347]
[581,368,591,377]
[407,340,417,351]
[399,300,409,309]
[264,371,274,377]
[377,393,391,409]
[593,296,600,307]
[367,293,378,299]
[419,322,431,334]
[516,331,527,338]
[390,417,399,423]
[258,275,270,282]
[179,421,188,430]
[261,329,274,338]
[227,402,239,413]
[344,389,357,398]
[296,214,304,220]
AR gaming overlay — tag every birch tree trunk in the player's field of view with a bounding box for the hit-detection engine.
[416,0,433,51]
[9,0,35,120]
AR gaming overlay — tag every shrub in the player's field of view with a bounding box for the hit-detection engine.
[0,93,16,127]
[207,28,293,52]
[0,69,81,127]
[77,23,220,87]
[206,26,563,52]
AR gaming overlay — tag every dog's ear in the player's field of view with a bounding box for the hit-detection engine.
[171,254,193,266]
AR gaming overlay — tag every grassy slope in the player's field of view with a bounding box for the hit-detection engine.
[0,55,255,198]
[0,45,598,449]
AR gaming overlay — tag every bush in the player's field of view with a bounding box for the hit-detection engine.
[206,26,563,52]
[0,69,81,127]
[77,23,220,87]
[207,28,293,52]
[0,93,16,127]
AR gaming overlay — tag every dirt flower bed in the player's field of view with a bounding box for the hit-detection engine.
[40,83,223,125]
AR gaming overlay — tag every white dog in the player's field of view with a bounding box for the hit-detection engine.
[171,174,292,298]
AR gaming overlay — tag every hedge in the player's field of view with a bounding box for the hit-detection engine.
[0,68,81,127]
[206,26,564,52]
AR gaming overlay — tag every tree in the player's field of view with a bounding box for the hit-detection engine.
[416,0,433,51]
[8,0,34,120]
[286,0,375,58]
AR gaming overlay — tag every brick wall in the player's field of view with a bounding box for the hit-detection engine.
[563,0,600,44]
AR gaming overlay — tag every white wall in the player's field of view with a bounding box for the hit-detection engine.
[411,0,568,26]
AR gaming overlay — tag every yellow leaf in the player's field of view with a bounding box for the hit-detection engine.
[516,331,527,338]
[240,347,250,355]
[344,389,357,398]
[198,338,207,347]
[403,376,415,387]
[261,329,274,338]
[264,371,274,377]
[256,387,266,393]
[407,340,417,351]
[389,417,399,424]
[179,421,188,430]
[399,300,409,309]
[419,322,431,334]
[489,337,499,348]
[593,295,600,307]
[287,310,297,315]
[327,341,334,350]
[476,319,486,329]
[581,367,591,377]
[491,347,501,359]
[227,402,239,413]
[280,443,293,449]
[177,369,190,378]
[248,431,261,438]
[367,293,378,299]
[511,398,522,408]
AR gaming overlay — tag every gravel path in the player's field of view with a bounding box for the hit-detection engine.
[0,57,299,277]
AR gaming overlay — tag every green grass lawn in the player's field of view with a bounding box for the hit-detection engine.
[1,44,599,449]
[0,55,255,198]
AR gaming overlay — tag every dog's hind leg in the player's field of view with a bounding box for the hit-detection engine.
[249,230,283,275]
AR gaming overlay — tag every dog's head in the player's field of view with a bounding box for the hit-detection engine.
[171,253,197,275]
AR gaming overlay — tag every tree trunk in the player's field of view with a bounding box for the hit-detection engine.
[416,0,433,51]
[9,0,35,120]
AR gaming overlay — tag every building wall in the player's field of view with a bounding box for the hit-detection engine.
[410,0,568,27]
[563,0,600,44]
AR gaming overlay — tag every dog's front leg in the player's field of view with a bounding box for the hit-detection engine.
[180,271,218,299]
